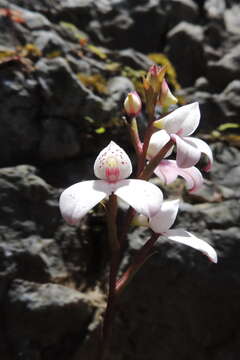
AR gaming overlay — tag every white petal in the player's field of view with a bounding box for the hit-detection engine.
[94,141,132,182]
[59,180,111,225]
[147,129,172,159]
[114,179,163,218]
[184,137,213,171]
[165,229,217,263]
[154,160,203,192]
[154,102,200,136]
[172,134,201,168]
[149,199,180,233]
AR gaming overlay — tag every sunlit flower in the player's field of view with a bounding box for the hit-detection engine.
[59,141,163,225]
[153,102,213,170]
[124,91,142,116]
[134,200,217,263]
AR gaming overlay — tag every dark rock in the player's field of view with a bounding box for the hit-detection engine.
[0,69,41,166]
[39,118,80,161]
[34,30,68,55]
[5,279,97,358]
[165,0,199,28]
[218,80,240,122]
[165,22,206,87]
[207,44,240,91]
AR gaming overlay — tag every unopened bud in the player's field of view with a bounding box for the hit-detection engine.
[124,91,142,116]
[144,65,167,94]
[159,79,178,107]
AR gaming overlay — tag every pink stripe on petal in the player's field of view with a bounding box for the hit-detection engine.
[177,165,203,192]
[154,160,178,184]
[154,160,203,192]
[172,134,201,168]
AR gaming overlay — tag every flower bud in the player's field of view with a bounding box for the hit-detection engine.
[159,79,178,107]
[124,91,142,116]
[144,65,167,94]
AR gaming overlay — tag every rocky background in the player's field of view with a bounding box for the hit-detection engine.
[0,0,240,359]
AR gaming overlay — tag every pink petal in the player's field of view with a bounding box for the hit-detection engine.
[59,180,111,225]
[154,102,200,136]
[94,141,132,182]
[164,229,217,263]
[149,199,180,233]
[172,134,201,168]
[154,160,178,184]
[184,137,213,171]
[147,129,172,159]
[154,160,203,192]
[114,179,163,218]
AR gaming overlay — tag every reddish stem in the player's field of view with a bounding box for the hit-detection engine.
[116,232,159,295]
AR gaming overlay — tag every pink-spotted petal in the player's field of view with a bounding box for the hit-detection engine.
[149,199,180,233]
[94,141,132,182]
[59,180,111,225]
[147,129,172,159]
[184,137,213,171]
[154,160,203,192]
[172,134,201,168]
[164,229,217,263]
[114,179,163,218]
[154,102,200,136]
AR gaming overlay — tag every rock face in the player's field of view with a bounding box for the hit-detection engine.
[0,0,239,360]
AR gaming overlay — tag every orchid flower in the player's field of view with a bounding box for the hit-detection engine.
[153,159,203,192]
[147,129,203,192]
[59,141,163,225]
[153,102,213,170]
[134,200,217,263]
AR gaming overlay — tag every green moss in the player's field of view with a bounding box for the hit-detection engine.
[60,21,89,43]
[77,73,108,94]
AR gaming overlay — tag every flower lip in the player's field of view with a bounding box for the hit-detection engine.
[94,141,132,182]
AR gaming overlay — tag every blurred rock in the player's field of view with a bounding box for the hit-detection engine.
[207,44,240,91]
[166,22,205,87]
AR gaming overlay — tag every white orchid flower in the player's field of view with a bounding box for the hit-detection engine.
[153,159,203,192]
[134,199,217,263]
[59,141,163,225]
[152,102,213,170]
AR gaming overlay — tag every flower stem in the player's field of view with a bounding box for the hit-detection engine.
[139,139,174,180]
[137,122,154,176]
[98,194,120,360]
[116,232,159,295]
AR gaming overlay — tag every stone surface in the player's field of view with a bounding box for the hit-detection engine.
[166,22,205,87]
[0,1,239,359]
